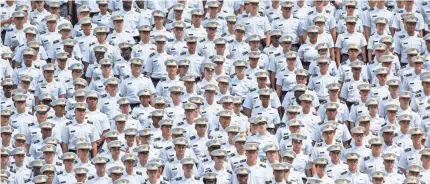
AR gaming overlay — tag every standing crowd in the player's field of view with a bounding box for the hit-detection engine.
[1,0,430,183]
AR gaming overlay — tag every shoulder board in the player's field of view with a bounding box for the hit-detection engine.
[190,136,196,140]
[370,7,374,11]
[56,162,62,166]
[398,170,403,174]
[180,52,186,56]
[165,146,172,150]
[364,156,370,161]
[221,33,226,37]
[28,123,34,127]
[274,53,281,57]
[326,10,331,13]
[371,84,377,87]
[397,9,404,13]
[273,17,280,21]
[227,40,233,43]
[136,171,142,175]
[195,176,200,180]
[57,171,63,175]
[168,38,174,42]
[399,35,405,39]
[341,171,348,175]
[175,177,182,181]
[53,40,59,44]
[199,39,205,43]
[87,121,93,124]
[318,121,324,125]
[308,11,313,15]
[382,96,388,100]
[312,74,318,77]
[88,176,95,180]
[24,179,31,183]
[405,148,411,152]
[66,121,72,126]
[345,79,351,82]
[149,53,155,58]
[242,14,248,18]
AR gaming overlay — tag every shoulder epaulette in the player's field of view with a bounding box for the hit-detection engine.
[88,176,95,180]
[364,156,370,161]
[308,11,313,15]
[53,40,59,44]
[87,121,93,124]
[341,171,348,175]
[405,148,411,152]
[175,177,182,181]
[149,53,155,58]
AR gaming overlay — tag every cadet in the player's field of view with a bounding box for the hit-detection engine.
[112,43,132,81]
[271,1,300,50]
[234,142,272,184]
[251,89,281,127]
[9,147,32,183]
[61,102,100,155]
[10,94,35,130]
[370,67,391,101]
[228,24,250,61]
[145,35,175,85]
[74,167,90,183]
[237,0,271,47]
[401,56,427,94]
[47,23,82,61]
[86,156,110,184]
[91,0,111,27]
[120,58,156,108]
[325,144,348,179]
[363,0,393,39]
[359,137,385,174]
[82,26,121,66]
[171,158,201,184]
[202,1,226,36]
[394,16,425,65]
[340,61,367,109]
[410,74,430,117]
[122,154,146,183]
[267,163,290,183]
[196,62,217,93]
[84,90,110,139]
[165,21,187,57]
[150,10,174,40]
[106,14,134,47]
[369,171,386,184]
[197,21,220,59]
[34,63,66,104]
[163,137,197,180]
[339,152,370,183]
[4,11,26,51]
[308,56,338,102]
[53,152,77,184]
[234,167,251,184]
[179,36,205,79]
[11,48,41,87]
[131,25,156,64]
[399,127,425,173]
[381,153,405,183]
[144,162,168,184]
[185,9,206,39]
[156,59,183,99]
[335,17,367,64]
[229,60,256,97]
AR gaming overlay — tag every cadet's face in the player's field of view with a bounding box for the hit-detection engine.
[347,159,358,170]
[423,81,430,90]
[154,17,164,25]
[372,178,384,184]
[147,170,158,180]
[36,111,48,121]
[175,144,186,155]
[245,150,258,160]
[95,52,105,61]
[323,130,335,140]
[14,139,26,147]
[1,154,9,166]
[329,150,341,160]
[1,132,11,142]
[13,154,25,164]
[326,109,337,119]
[318,62,329,73]
[96,32,106,42]
[131,63,142,73]
[237,174,248,184]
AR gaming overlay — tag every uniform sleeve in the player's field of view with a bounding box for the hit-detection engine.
[90,126,101,142]
[417,14,425,30]
[362,11,371,28]
[242,92,253,109]
[398,151,407,169]
[263,16,271,33]
[334,34,343,48]
[144,58,153,74]
[61,126,70,144]
[275,73,283,86]
[4,31,11,46]
[147,78,156,94]
[359,34,367,47]
[101,114,111,131]
[390,14,400,30]
[340,83,348,99]
[307,78,315,90]
[328,16,336,30]
[394,34,401,54]
[155,82,163,96]
[58,83,67,96]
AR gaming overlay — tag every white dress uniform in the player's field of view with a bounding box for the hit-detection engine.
[370,83,390,101]
[382,169,405,184]
[54,171,77,184]
[145,52,174,80]
[34,78,66,101]
[202,16,227,36]
[271,16,301,45]
[308,73,337,100]
[302,8,336,34]
[166,38,188,57]
[393,31,425,64]
[398,146,424,170]
[297,42,319,63]
[390,9,425,32]
[60,119,100,151]
[229,75,256,97]
[228,39,250,61]
[9,110,35,129]
[86,109,110,136]
[131,41,156,66]
[131,105,155,125]
[86,174,110,184]
[401,70,427,93]
[106,30,135,46]
[83,42,121,65]
[339,170,370,183]
[359,155,384,174]
[91,12,111,27]
[48,39,83,60]
[335,31,367,55]
[113,59,132,81]
[336,13,364,34]
[363,7,393,35]
[111,10,140,36]
[326,161,348,179]
[340,78,366,103]
[4,27,26,48]
[119,74,156,104]
[156,77,183,98]
[0,2,17,31]
[233,161,272,184]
